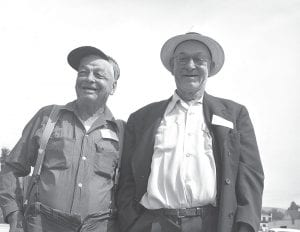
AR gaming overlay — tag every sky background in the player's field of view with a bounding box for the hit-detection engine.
[0,0,299,209]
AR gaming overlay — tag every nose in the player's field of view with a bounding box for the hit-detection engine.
[185,58,196,70]
[86,71,95,82]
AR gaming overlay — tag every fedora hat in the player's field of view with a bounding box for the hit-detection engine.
[67,46,109,71]
[160,32,225,76]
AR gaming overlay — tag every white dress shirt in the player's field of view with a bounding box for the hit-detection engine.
[140,92,217,209]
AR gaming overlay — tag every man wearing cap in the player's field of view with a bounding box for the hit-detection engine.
[117,32,264,232]
[0,46,122,232]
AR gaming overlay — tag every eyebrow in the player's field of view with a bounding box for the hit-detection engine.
[78,66,107,72]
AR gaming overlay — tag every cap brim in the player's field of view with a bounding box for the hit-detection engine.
[67,46,109,70]
[160,33,225,76]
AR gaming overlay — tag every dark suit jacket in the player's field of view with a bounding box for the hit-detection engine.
[117,92,264,232]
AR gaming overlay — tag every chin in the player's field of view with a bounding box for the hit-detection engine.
[184,82,201,89]
[78,95,99,102]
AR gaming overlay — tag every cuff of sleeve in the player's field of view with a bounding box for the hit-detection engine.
[1,203,21,223]
[237,222,254,232]
[235,206,259,232]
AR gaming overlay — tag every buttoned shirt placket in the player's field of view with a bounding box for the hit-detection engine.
[178,100,203,206]
[69,115,108,216]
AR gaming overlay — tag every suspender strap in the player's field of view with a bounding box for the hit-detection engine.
[33,105,61,176]
[24,105,61,205]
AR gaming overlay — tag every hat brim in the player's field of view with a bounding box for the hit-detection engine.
[67,46,109,71]
[160,33,225,77]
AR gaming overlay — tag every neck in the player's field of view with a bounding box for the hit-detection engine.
[176,88,205,105]
[75,99,106,121]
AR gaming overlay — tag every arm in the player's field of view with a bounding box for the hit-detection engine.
[117,114,142,232]
[0,110,42,229]
[235,106,264,232]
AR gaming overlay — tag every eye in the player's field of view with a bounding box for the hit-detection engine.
[194,58,209,66]
[94,72,106,79]
[178,57,189,64]
[78,70,88,76]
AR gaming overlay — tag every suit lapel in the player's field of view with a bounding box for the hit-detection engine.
[203,93,233,146]
[133,99,170,180]
[203,93,237,203]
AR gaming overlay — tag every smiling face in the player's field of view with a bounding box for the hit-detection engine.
[75,55,116,105]
[172,40,212,101]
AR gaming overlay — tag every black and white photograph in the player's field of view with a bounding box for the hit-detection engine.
[0,0,299,232]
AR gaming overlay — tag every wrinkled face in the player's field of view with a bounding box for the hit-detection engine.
[172,40,212,96]
[75,55,116,103]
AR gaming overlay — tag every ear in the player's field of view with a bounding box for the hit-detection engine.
[110,80,117,95]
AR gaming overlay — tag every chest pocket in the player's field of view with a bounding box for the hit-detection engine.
[43,127,75,170]
[155,122,178,151]
[94,137,119,179]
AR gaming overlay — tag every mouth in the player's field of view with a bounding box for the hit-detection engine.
[81,86,98,92]
[182,74,199,78]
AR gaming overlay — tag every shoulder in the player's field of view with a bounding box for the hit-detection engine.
[29,104,68,128]
[206,92,243,107]
[205,93,246,113]
[129,99,169,119]
[24,104,55,125]
[37,104,57,115]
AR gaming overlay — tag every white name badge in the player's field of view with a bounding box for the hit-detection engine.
[212,115,234,129]
[100,129,119,141]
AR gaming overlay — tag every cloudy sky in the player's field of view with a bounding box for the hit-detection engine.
[0,0,299,209]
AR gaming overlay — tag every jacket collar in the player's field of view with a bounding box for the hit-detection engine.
[203,92,226,125]
[203,92,235,129]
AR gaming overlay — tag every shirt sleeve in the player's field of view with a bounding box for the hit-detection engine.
[0,108,44,222]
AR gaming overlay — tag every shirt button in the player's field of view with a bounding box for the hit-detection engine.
[187,132,192,136]
[225,178,231,185]
[78,183,83,188]
[82,156,87,161]
[228,151,231,156]
[186,153,191,157]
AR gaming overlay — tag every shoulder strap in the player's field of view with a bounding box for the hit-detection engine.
[33,105,61,176]
[24,105,61,206]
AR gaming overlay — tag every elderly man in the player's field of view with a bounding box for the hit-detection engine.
[0,46,122,232]
[117,32,264,232]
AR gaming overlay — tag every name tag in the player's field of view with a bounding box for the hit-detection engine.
[100,129,119,141]
[212,115,234,129]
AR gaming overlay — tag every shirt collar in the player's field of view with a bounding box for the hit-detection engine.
[62,100,115,124]
[165,91,203,115]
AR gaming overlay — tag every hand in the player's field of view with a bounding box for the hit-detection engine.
[7,211,24,232]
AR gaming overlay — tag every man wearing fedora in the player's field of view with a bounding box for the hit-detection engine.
[117,32,264,232]
[0,46,123,231]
